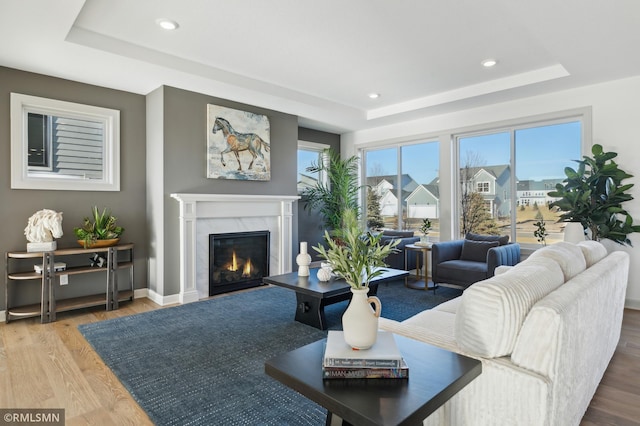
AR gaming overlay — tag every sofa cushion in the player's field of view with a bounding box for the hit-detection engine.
[466,232,509,246]
[577,240,608,267]
[433,297,462,314]
[460,239,499,262]
[455,256,565,358]
[527,241,587,281]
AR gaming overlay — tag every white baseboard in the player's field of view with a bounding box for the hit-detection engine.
[0,310,5,323]
[145,288,181,306]
[625,298,640,310]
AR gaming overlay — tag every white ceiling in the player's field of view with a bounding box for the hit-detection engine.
[2,0,640,134]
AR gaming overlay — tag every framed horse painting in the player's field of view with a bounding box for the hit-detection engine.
[206,104,271,181]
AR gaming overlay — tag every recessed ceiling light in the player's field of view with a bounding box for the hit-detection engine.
[156,18,179,30]
[368,93,380,99]
[481,59,498,68]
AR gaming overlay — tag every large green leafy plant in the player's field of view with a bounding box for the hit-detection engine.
[549,144,640,246]
[302,148,361,232]
[313,209,399,289]
[74,206,125,248]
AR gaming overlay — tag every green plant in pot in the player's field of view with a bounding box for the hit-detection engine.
[548,144,640,246]
[419,218,432,244]
[302,148,362,233]
[313,209,399,349]
[313,209,399,289]
[74,206,125,248]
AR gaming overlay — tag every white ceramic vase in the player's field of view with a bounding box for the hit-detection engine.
[342,287,381,350]
[296,242,312,276]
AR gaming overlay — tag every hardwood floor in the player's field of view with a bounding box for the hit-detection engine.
[1,299,639,425]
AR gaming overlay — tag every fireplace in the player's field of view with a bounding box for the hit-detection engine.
[209,231,270,295]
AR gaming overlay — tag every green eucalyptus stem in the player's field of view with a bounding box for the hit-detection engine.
[313,209,399,289]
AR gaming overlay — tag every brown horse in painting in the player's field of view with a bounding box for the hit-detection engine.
[212,117,270,170]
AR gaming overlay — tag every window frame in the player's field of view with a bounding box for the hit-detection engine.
[453,111,589,246]
[10,93,120,191]
[361,139,440,235]
[297,140,330,195]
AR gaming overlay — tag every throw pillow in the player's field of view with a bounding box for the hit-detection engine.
[460,239,499,262]
[465,232,510,246]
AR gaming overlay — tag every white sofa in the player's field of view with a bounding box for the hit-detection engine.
[379,241,629,426]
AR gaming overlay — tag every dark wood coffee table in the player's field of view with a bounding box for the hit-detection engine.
[263,268,408,330]
[265,334,482,426]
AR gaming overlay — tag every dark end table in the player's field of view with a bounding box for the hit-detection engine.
[265,334,482,426]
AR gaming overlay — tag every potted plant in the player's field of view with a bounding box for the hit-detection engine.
[548,144,640,246]
[302,148,362,232]
[313,209,399,349]
[419,218,432,245]
[74,206,125,248]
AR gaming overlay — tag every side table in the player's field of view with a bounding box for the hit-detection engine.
[404,243,437,293]
[265,334,482,426]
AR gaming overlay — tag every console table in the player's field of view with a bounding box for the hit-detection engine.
[5,244,134,323]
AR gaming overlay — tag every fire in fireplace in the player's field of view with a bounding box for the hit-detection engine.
[209,230,270,295]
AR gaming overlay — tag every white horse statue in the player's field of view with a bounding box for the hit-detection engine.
[24,209,64,243]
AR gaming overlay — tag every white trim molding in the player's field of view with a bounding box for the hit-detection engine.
[171,193,300,303]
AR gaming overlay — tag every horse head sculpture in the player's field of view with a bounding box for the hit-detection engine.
[24,209,64,243]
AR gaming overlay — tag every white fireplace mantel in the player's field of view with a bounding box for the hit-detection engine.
[171,193,300,303]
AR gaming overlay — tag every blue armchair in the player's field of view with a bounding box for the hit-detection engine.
[432,233,520,289]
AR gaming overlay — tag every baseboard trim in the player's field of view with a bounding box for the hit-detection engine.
[145,288,181,306]
[625,298,640,310]
[0,310,5,323]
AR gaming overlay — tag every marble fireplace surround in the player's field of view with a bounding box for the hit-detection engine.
[171,193,300,303]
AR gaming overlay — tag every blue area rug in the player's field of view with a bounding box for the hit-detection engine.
[79,281,461,425]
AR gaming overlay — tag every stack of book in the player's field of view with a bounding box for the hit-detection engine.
[322,330,409,379]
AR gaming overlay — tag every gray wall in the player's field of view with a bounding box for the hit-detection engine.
[0,66,147,310]
[297,128,341,261]
[156,86,302,296]
[0,68,340,310]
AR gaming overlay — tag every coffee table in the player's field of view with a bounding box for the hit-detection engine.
[265,334,482,426]
[263,268,408,330]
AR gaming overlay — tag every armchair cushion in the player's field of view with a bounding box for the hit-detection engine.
[460,240,499,262]
[466,232,510,246]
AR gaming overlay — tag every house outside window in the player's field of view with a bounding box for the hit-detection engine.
[362,140,440,240]
[456,117,583,244]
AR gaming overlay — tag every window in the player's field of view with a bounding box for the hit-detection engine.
[477,182,490,193]
[11,93,120,191]
[456,118,583,244]
[363,141,440,239]
[297,141,329,194]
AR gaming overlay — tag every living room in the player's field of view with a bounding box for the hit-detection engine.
[1,1,640,424]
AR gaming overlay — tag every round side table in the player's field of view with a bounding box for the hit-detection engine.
[404,243,438,293]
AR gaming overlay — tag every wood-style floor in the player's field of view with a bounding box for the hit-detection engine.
[1,297,639,425]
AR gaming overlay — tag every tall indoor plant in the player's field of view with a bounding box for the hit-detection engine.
[302,148,361,232]
[548,144,640,246]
